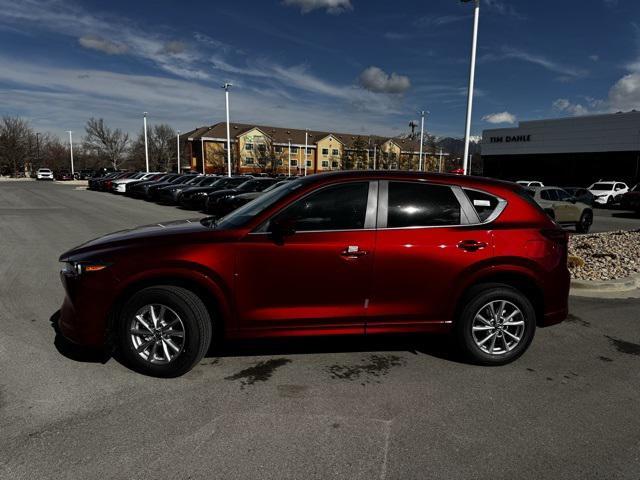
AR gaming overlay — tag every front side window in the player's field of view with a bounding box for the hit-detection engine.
[556,189,572,201]
[541,190,558,201]
[270,182,369,232]
[387,182,461,228]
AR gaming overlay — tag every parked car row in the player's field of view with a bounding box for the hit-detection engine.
[86,170,297,217]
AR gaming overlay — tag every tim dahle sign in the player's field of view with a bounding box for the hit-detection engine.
[489,134,531,143]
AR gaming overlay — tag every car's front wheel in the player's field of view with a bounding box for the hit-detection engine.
[575,211,592,234]
[117,286,212,377]
[455,284,536,365]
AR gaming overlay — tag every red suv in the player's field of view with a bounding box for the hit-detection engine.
[58,172,569,377]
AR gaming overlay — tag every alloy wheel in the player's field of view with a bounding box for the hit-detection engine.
[471,300,525,355]
[129,304,186,365]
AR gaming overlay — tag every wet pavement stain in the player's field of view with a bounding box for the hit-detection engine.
[566,314,590,327]
[606,336,640,356]
[277,384,309,398]
[327,354,406,384]
[225,358,291,388]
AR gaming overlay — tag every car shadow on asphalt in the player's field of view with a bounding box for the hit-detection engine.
[49,310,112,364]
[611,211,640,220]
[209,333,468,365]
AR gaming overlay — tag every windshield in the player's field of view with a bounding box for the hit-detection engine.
[590,183,613,190]
[214,179,305,229]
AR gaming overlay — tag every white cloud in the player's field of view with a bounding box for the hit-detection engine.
[161,41,186,55]
[552,99,590,116]
[281,0,352,15]
[482,112,517,124]
[358,66,411,94]
[589,54,600,62]
[414,15,468,27]
[484,0,526,19]
[481,47,588,79]
[608,73,640,111]
[78,35,128,55]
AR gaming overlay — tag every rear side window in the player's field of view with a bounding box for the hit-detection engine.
[463,189,501,222]
[387,182,461,228]
[541,190,558,201]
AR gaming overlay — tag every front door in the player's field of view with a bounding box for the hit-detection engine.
[234,181,377,335]
[366,181,493,333]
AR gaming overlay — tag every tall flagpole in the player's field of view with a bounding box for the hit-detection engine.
[143,112,149,173]
[223,83,233,177]
[176,131,181,173]
[462,0,480,175]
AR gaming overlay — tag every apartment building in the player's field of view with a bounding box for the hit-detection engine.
[182,122,430,175]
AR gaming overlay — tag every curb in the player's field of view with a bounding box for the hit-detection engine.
[570,272,640,293]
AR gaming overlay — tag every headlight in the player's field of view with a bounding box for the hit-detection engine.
[195,191,208,197]
[61,261,109,275]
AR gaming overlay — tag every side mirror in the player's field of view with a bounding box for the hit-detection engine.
[270,217,296,244]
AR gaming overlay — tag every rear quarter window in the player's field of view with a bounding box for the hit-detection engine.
[463,189,501,222]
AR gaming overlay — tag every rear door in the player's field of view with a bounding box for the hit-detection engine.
[366,181,496,333]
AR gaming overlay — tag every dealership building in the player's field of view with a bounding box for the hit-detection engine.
[481,111,640,186]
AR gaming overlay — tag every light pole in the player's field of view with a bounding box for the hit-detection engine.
[176,130,181,174]
[201,137,206,174]
[36,132,40,168]
[143,112,149,172]
[288,139,292,177]
[304,129,308,176]
[462,0,480,175]
[223,83,233,177]
[418,110,428,171]
[67,131,74,176]
[373,144,377,170]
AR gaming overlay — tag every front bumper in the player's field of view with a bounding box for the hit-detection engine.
[58,268,116,347]
[593,196,608,205]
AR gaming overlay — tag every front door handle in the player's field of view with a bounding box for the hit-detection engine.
[457,240,487,252]
[340,246,368,258]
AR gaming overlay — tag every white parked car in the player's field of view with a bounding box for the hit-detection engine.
[36,168,54,181]
[587,181,629,206]
[112,172,162,193]
[516,180,544,187]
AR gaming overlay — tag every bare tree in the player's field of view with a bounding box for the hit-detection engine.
[83,118,129,170]
[130,124,177,172]
[0,116,33,176]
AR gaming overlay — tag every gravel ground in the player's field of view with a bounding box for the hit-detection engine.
[569,230,640,281]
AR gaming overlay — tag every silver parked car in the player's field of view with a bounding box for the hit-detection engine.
[525,186,593,233]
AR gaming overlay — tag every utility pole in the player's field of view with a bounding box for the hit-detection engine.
[143,112,149,172]
[462,0,480,175]
[223,83,233,177]
[176,130,181,174]
[67,131,74,176]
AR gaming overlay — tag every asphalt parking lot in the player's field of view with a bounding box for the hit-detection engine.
[1,180,639,480]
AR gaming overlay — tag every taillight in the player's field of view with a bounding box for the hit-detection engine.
[540,228,568,245]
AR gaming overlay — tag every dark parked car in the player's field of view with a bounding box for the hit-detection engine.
[212,181,289,217]
[88,172,123,190]
[99,172,136,192]
[562,187,595,207]
[58,171,569,377]
[144,174,198,201]
[155,175,213,204]
[75,169,97,180]
[179,176,252,210]
[126,174,182,199]
[619,184,640,213]
[55,171,74,181]
[203,178,279,215]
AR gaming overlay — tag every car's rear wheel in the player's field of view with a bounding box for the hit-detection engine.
[455,284,536,365]
[117,286,212,377]
[575,211,592,234]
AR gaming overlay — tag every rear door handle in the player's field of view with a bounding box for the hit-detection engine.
[457,240,487,252]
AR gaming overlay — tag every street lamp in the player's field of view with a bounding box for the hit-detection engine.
[462,0,480,175]
[143,112,149,173]
[67,131,74,176]
[304,129,308,176]
[176,130,181,174]
[35,132,40,168]
[418,110,429,171]
[222,83,233,177]
[288,139,292,177]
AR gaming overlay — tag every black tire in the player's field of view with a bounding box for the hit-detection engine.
[117,286,212,377]
[575,211,592,234]
[454,283,536,365]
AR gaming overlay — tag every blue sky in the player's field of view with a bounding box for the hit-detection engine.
[0,0,639,139]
